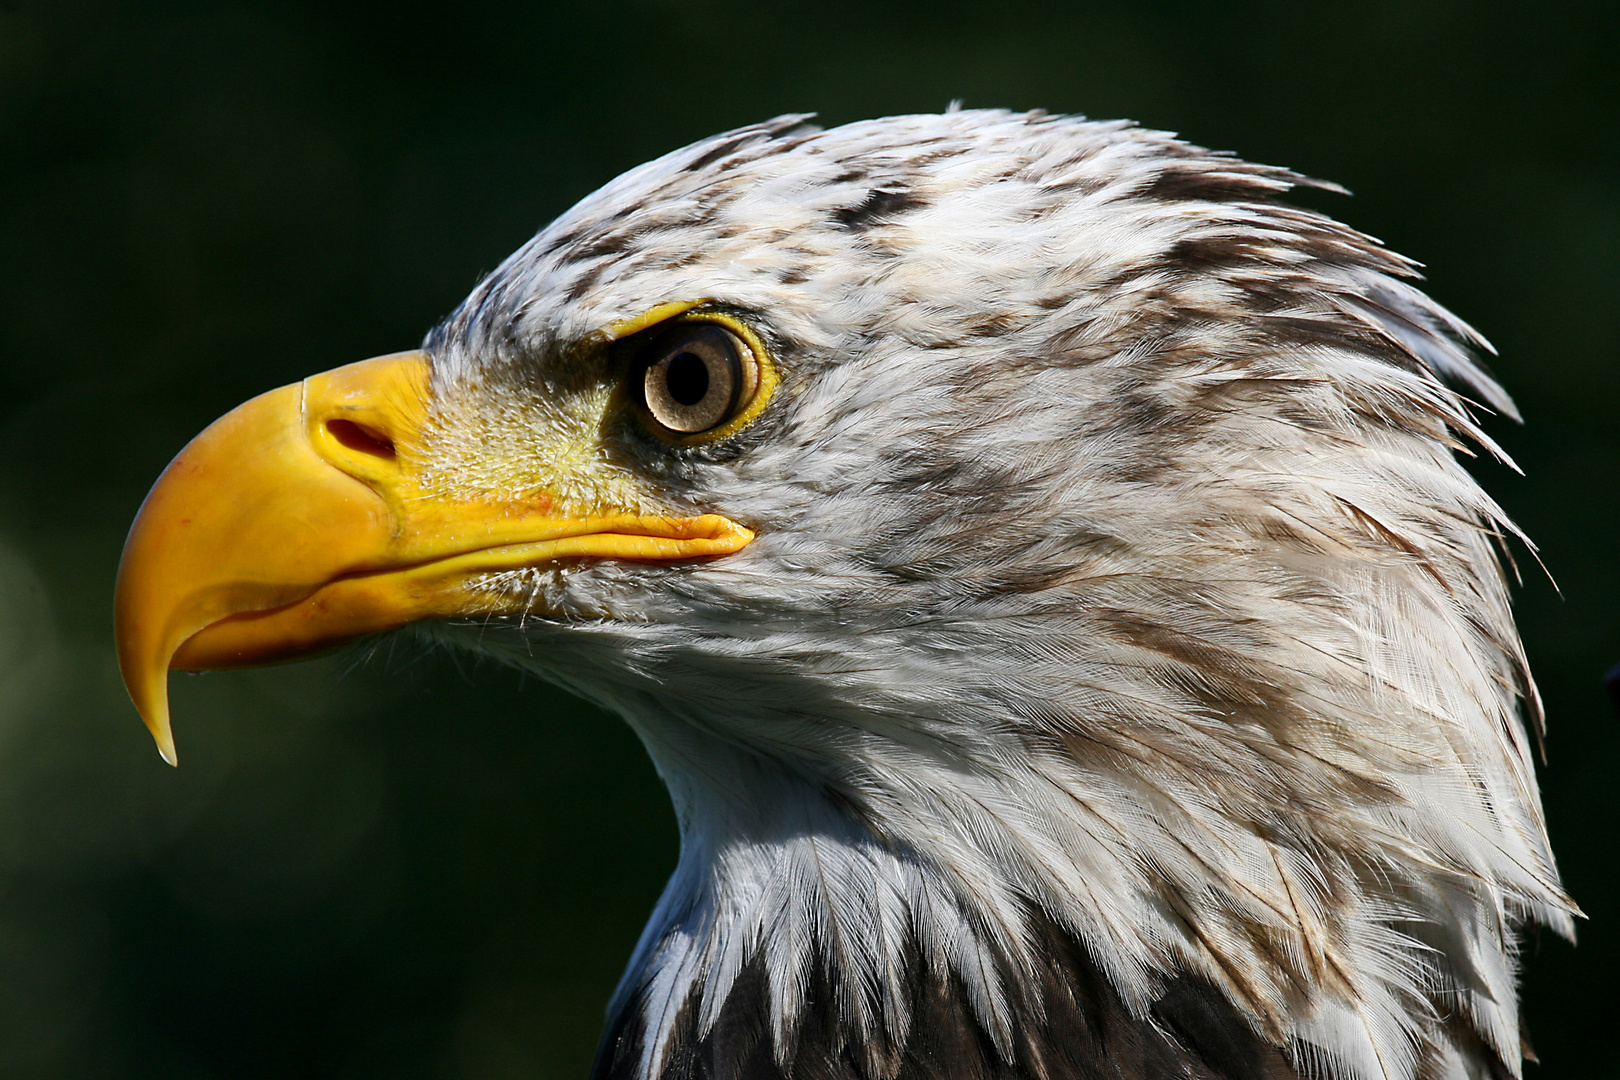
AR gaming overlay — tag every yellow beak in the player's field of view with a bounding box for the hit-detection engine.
[114,352,753,765]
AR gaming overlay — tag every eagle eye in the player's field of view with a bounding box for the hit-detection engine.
[636,321,760,437]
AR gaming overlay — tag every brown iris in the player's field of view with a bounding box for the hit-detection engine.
[638,322,758,435]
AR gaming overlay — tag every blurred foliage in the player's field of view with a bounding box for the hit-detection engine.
[0,0,1614,1076]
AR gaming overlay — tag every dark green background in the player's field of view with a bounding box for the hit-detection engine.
[1,1,1614,1076]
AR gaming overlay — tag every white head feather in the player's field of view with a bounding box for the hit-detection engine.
[421,111,1574,1080]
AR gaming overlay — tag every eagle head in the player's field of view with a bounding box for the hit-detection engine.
[115,111,1573,1080]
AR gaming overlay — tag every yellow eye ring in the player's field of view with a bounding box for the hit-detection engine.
[616,306,779,445]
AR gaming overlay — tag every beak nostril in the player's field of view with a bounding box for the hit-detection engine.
[326,418,396,460]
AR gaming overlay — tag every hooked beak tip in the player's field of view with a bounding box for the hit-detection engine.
[136,681,179,767]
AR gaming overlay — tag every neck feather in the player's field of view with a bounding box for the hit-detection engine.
[589,732,1300,1080]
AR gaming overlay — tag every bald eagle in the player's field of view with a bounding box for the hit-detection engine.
[116,111,1574,1080]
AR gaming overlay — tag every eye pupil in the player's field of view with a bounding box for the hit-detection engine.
[638,322,758,436]
[665,351,710,406]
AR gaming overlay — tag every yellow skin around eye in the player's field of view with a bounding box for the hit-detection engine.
[603,301,781,446]
[663,312,779,443]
